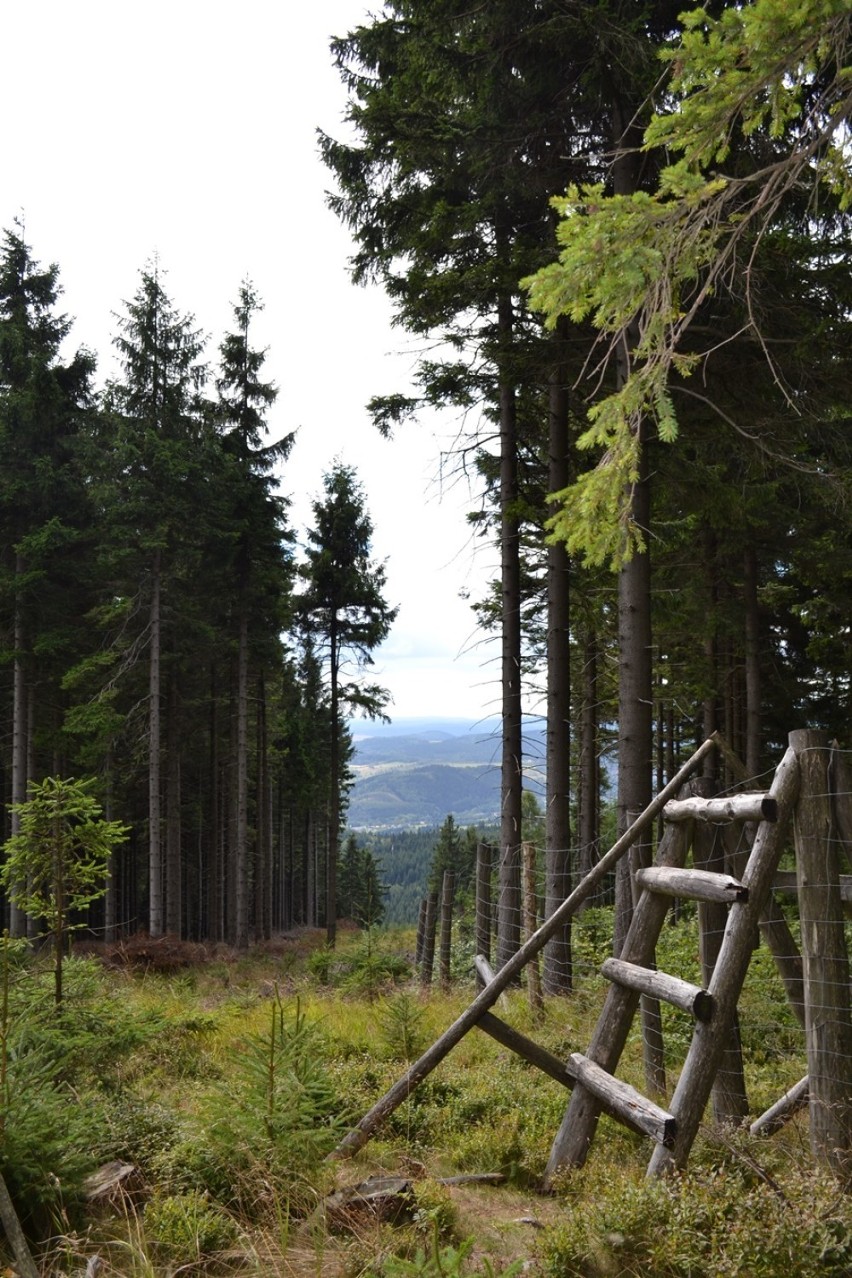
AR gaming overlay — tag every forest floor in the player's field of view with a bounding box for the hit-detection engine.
[4,919,851,1277]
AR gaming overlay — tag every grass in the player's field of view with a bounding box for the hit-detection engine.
[1,916,849,1276]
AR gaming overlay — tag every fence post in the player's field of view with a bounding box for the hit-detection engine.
[420,890,438,987]
[475,842,492,987]
[791,728,852,1176]
[692,779,748,1123]
[414,897,428,969]
[523,842,544,1014]
[439,871,455,992]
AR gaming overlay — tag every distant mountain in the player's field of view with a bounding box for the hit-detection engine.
[347,716,545,829]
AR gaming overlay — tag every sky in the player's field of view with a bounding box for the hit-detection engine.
[2,0,503,725]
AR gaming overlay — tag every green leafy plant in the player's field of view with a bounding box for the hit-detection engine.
[374,1226,523,1278]
[1,776,128,1007]
[143,1189,238,1263]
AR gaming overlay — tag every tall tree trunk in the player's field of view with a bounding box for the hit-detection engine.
[496,291,523,972]
[612,103,653,959]
[743,542,761,778]
[165,676,182,937]
[702,526,718,774]
[148,551,163,938]
[256,673,272,942]
[235,609,250,948]
[543,327,573,994]
[104,747,117,942]
[208,667,223,943]
[327,619,341,947]
[577,628,599,888]
[9,555,28,937]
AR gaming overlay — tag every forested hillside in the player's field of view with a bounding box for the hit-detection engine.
[1,0,850,967]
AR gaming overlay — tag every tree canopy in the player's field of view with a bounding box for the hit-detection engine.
[525,0,852,565]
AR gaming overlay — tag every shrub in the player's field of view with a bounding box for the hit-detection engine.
[143,1190,238,1263]
[537,1166,852,1278]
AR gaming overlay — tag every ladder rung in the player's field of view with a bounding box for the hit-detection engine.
[568,1053,677,1147]
[664,793,777,824]
[601,958,713,1021]
[636,866,748,904]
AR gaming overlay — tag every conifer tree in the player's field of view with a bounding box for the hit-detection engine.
[0,224,96,935]
[299,463,397,947]
[214,281,294,947]
[108,263,207,938]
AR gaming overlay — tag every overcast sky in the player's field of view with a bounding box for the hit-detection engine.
[2,0,504,725]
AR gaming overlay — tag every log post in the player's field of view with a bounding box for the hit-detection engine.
[414,897,428,969]
[522,842,544,1014]
[791,729,852,1177]
[475,842,492,986]
[692,780,748,1125]
[439,871,455,992]
[420,890,438,987]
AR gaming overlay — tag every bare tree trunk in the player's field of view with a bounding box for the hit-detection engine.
[544,327,573,994]
[256,674,272,942]
[208,668,223,943]
[327,641,341,947]
[234,610,250,948]
[439,871,455,991]
[577,629,599,887]
[496,290,523,972]
[743,543,761,779]
[9,555,28,937]
[148,552,163,938]
[523,842,544,1013]
[612,103,653,959]
[165,676,182,937]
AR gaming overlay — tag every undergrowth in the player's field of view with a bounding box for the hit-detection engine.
[0,919,846,1278]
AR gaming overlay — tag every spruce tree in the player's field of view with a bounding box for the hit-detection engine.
[299,463,397,947]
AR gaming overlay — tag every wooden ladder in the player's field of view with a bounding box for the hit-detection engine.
[544,743,800,1184]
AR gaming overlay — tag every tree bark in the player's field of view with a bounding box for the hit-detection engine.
[234,610,250,948]
[612,102,653,959]
[9,555,28,937]
[496,289,523,971]
[165,675,182,937]
[543,325,573,994]
[577,629,599,888]
[148,551,163,938]
[743,542,761,778]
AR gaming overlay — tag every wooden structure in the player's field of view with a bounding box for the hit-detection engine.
[334,730,852,1181]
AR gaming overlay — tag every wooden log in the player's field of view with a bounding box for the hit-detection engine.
[414,897,428,968]
[477,1012,575,1088]
[601,958,712,1021]
[663,793,777,824]
[774,870,852,905]
[692,792,748,1125]
[793,729,852,1177]
[475,842,492,980]
[0,1170,39,1278]
[545,818,694,1183]
[439,871,455,991]
[648,743,800,1177]
[759,893,806,1029]
[332,736,720,1160]
[635,866,747,904]
[325,1176,414,1229]
[420,890,438,987]
[567,1054,676,1148]
[522,842,544,1014]
[473,955,508,1008]
[829,743,852,866]
[750,1075,809,1137]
